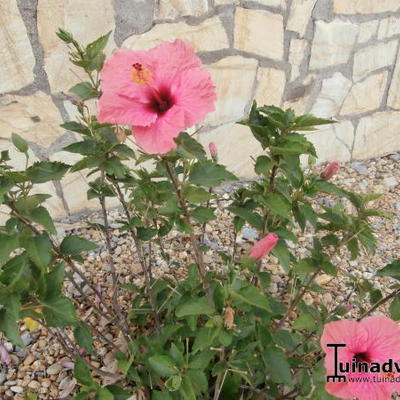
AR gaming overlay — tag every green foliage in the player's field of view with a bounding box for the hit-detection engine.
[0,30,390,400]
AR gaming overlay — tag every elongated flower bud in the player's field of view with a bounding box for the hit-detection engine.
[321,162,340,180]
[209,142,218,161]
[248,233,279,260]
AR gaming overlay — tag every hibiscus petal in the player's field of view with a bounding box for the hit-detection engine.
[170,67,216,126]
[361,316,400,362]
[98,91,157,126]
[132,106,186,154]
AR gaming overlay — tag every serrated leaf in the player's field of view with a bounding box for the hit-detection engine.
[74,357,94,387]
[183,186,212,203]
[42,294,77,327]
[176,297,215,318]
[263,346,292,387]
[376,260,400,280]
[148,355,178,376]
[26,162,70,183]
[29,206,56,234]
[231,285,271,312]
[60,235,98,256]
[26,233,52,270]
[191,206,215,224]
[74,323,93,354]
[69,82,98,100]
[189,160,237,187]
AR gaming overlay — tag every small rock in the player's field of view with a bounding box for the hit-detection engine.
[10,386,23,394]
[350,163,369,175]
[0,373,6,385]
[315,274,333,286]
[46,363,62,375]
[389,154,400,161]
[23,354,35,366]
[242,227,259,240]
[383,177,398,187]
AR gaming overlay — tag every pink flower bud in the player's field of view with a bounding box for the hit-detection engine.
[321,162,340,180]
[208,142,218,159]
[248,233,279,260]
[78,348,87,356]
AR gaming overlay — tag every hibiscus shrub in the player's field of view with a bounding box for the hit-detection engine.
[0,30,398,400]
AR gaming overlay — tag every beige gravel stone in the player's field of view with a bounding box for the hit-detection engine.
[388,51,400,110]
[305,121,354,163]
[0,0,35,92]
[205,56,258,125]
[287,0,318,38]
[198,123,262,177]
[154,0,209,19]
[340,71,388,116]
[289,38,308,80]
[353,112,400,159]
[333,0,400,14]
[255,67,286,106]
[234,7,284,60]
[311,72,352,118]
[0,92,63,146]
[123,16,229,53]
[37,0,116,93]
[358,20,379,43]
[309,20,358,69]
[378,16,400,39]
[353,40,397,82]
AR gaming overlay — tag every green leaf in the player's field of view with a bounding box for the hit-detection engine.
[183,186,212,203]
[63,140,98,155]
[26,233,52,270]
[0,233,19,267]
[0,294,23,346]
[293,313,316,331]
[293,114,334,130]
[95,388,113,400]
[69,82,98,100]
[152,391,172,400]
[165,375,182,391]
[86,31,111,58]
[255,155,273,175]
[191,206,215,224]
[227,206,264,231]
[179,376,196,400]
[390,296,400,320]
[60,235,98,256]
[104,385,131,400]
[265,193,291,218]
[148,355,178,376]
[0,253,31,292]
[176,297,215,318]
[74,323,94,354]
[231,285,271,312]
[42,294,77,327]
[61,121,91,135]
[136,227,157,241]
[29,206,56,235]
[26,162,70,183]
[74,357,94,387]
[175,132,206,160]
[189,349,215,370]
[189,160,237,187]
[263,347,292,387]
[11,132,28,153]
[376,260,400,280]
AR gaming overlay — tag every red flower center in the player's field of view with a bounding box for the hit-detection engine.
[354,352,371,363]
[148,87,174,115]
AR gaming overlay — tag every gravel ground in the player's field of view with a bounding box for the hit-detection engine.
[1,153,400,399]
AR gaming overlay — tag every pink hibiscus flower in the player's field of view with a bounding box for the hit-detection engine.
[321,316,400,400]
[248,233,278,260]
[98,39,216,154]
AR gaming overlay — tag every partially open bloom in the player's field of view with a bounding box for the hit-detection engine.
[321,162,340,180]
[321,316,400,400]
[248,233,278,260]
[98,40,216,154]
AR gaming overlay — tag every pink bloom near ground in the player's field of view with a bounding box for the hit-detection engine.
[248,233,279,260]
[98,39,216,154]
[321,316,400,400]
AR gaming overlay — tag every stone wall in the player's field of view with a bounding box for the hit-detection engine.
[1,0,400,218]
